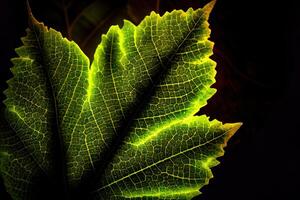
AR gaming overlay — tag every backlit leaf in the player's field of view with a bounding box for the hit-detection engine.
[0,1,242,199]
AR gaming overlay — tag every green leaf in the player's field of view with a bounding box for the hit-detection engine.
[0,112,42,200]
[0,1,242,199]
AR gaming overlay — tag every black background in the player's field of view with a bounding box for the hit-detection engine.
[0,0,299,199]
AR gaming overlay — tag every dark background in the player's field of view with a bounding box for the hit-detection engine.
[0,0,299,199]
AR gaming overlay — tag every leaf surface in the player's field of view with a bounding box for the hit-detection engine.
[0,1,242,199]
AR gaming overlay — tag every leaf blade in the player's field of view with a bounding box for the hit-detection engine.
[1,1,242,199]
[93,116,241,199]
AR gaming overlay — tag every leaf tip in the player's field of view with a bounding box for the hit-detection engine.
[203,0,217,17]
[26,0,33,19]
[223,122,242,145]
[26,0,39,27]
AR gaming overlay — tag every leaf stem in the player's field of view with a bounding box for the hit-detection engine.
[156,0,161,13]
[62,0,71,39]
[69,5,89,35]
[80,10,116,49]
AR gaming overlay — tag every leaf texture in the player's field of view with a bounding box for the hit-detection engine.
[0,1,242,199]
[0,112,42,200]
